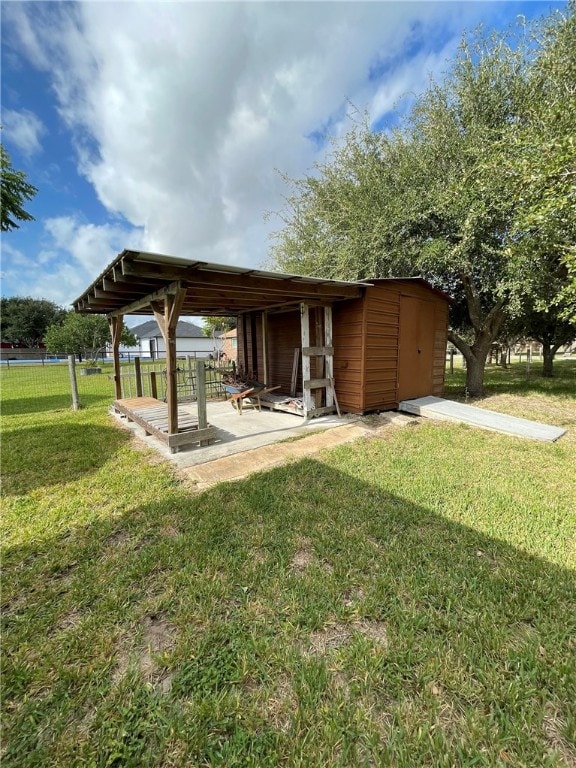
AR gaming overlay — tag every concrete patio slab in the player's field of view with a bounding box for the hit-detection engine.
[111,399,363,469]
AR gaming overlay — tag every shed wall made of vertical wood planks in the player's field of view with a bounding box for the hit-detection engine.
[236,279,449,413]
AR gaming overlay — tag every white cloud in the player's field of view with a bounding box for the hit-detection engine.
[1,216,143,306]
[4,1,504,276]
[2,108,45,156]
[45,215,139,273]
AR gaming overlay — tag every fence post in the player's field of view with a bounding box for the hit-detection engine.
[450,349,454,374]
[134,356,143,397]
[187,355,195,399]
[150,371,158,400]
[68,354,80,411]
[196,360,207,430]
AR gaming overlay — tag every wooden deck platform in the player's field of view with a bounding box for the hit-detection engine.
[399,396,566,442]
[114,396,216,452]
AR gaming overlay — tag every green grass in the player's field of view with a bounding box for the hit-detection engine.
[2,361,575,766]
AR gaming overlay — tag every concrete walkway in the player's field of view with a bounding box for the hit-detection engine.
[399,396,566,442]
[180,422,370,489]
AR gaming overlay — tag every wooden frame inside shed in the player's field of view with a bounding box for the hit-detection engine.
[73,250,367,450]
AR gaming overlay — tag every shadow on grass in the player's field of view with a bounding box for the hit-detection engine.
[2,458,575,767]
[1,420,131,496]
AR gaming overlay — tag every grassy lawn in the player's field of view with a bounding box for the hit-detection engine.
[1,361,575,766]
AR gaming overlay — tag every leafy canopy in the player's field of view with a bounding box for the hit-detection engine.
[202,316,236,337]
[1,145,38,232]
[0,296,66,347]
[45,313,137,363]
[269,5,575,393]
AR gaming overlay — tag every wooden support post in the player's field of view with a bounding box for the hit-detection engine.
[196,360,207,430]
[150,371,158,400]
[262,311,268,384]
[152,288,187,437]
[250,313,258,376]
[314,309,324,407]
[324,306,334,408]
[196,359,210,445]
[134,356,143,397]
[242,315,249,374]
[68,355,80,411]
[108,315,124,399]
[300,304,313,416]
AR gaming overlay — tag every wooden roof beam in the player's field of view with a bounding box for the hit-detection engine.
[108,280,186,318]
[121,258,362,299]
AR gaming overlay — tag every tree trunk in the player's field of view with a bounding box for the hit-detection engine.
[464,353,488,397]
[448,330,493,398]
[449,275,506,397]
[541,342,556,377]
[499,348,507,368]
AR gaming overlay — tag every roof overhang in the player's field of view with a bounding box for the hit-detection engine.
[368,277,452,303]
[73,250,370,317]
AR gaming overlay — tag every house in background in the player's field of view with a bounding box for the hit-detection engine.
[129,319,214,360]
[219,328,238,363]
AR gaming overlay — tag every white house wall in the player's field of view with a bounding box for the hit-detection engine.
[122,336,215,359]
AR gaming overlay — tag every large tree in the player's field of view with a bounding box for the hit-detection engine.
[270,6,575,397]
[0,145,38,232]
[0,296,66,347]
[45,313,136,363]
[494,3,576,321]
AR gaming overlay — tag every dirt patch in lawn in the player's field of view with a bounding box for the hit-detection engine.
[264,674,297,732]
[543,702,576,767]
[111,614,177,692]
[290,537,315,572]
[306,620,388,656]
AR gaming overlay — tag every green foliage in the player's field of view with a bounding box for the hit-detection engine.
[0,296,66,347]
[270,6,575,396]
[489,5,576,317]
[202,315,236,337]
[45,313,136,364]
[0,145,38,232]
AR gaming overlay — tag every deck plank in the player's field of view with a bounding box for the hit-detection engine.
[114,397,205,438]
[398,396,566,442]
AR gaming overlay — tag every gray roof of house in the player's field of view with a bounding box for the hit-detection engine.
[132,320,205,339]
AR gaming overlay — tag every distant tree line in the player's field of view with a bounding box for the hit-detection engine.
[0,296,136,363]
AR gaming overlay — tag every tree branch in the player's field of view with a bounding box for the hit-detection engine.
[459,271,483,331]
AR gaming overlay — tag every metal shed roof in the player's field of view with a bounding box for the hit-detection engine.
[73,249,371,317]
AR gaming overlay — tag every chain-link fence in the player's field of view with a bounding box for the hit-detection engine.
[0,357,234,417]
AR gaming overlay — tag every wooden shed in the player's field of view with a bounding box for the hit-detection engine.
[236,278,449,415]
[74,250,449,450]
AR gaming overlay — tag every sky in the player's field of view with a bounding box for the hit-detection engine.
[1,0,566,313]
